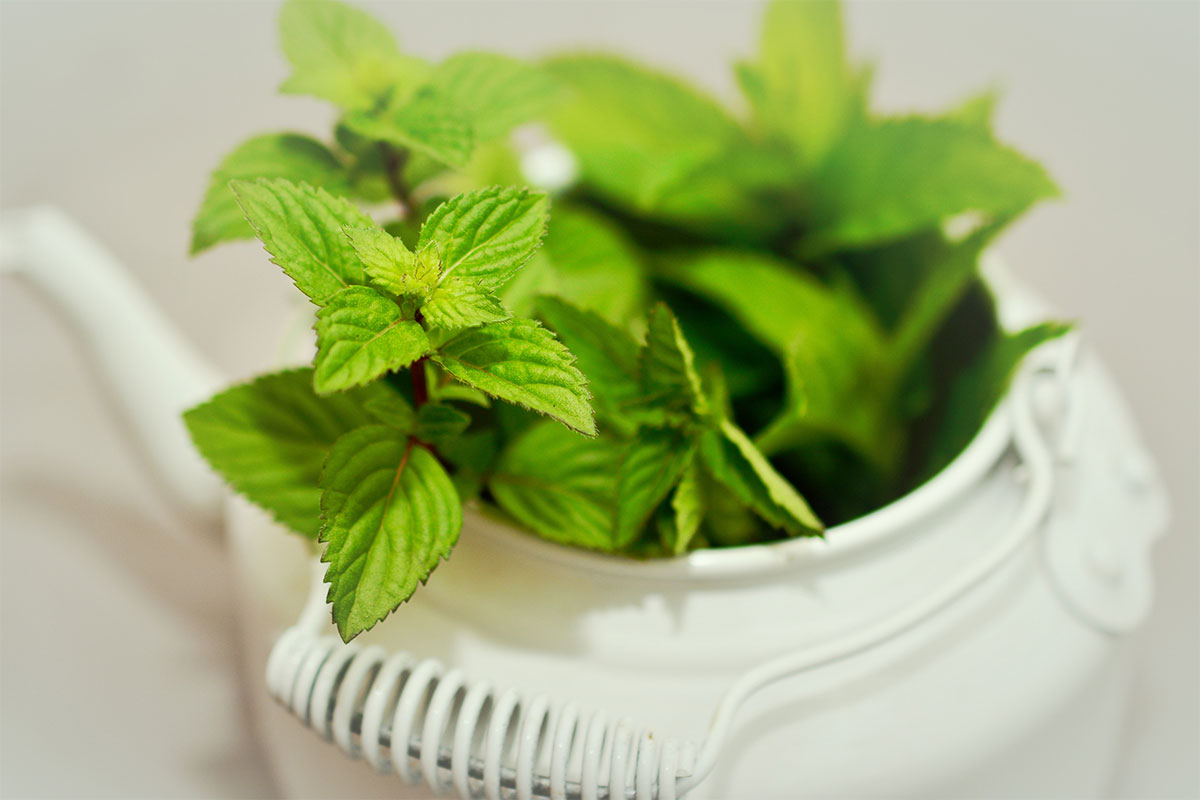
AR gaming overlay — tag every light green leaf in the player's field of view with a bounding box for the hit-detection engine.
[344,226,437,299]
[363,389,416,432]
[278,0,427,111]
[925,321,1071,473]
[230,178,371,304]
[419,277,510,330]
[669,456,705,555]
[535,296,641,428]
[415,403,471,443]
[700,418,823,536]
[545,54,740,212]
[488,421,620,550]
[429,52,562,141]
[614,427,694,547]
[341,87,474,167]
[191,133,350,254]
[538,207,647,322]
[948,88,1000,130]
[418,186,550,292]
[433,318,595,435]
[640,303,706,416]
[800,116,1060,254]
[754,0,852,167]
[314,286,430,393]
[320,428,461,641]
[182,368,379,538]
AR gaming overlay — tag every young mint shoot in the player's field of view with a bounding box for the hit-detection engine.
[185,0,1068,642]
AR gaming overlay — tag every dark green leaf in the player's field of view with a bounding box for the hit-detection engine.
[488,421,620,550]
[614,427,694,547]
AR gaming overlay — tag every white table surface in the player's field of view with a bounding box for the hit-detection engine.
[1,1,1196,798]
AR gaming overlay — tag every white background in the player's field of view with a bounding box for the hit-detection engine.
[1,1,1196,797]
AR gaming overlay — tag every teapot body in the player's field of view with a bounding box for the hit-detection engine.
[228,344,1164,799]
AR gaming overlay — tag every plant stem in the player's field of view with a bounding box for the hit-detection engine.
[380,143,413,217]
[411,356,430,408]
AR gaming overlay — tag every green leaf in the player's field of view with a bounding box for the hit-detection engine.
[545,54,740,212]
[753,0,853,167]
[429,52,562,141]
[889,219,1010,371]
[434,318,595,435]
[278,0,427,111]
[800,116,1060,254]
[535,296,641,428]
[419,277,510,331]
[948,88,1000,131]
[191,133,350,254]
[538,207,647,322]
[363,389,416,432]
[230,178,371,304]
[344,226,437,299]
[320,428,461,641]
[925,321,1071,472]
[488,421,620,550]
[662,251,898,468]
[341,87,474,167]
[668,456,705,555]
[700,418,823,536]
[183,368,379,538]
[314,286,430,393]
[640,303,706,416]
[418,186,549,292]
[614,427,694,548]
[415,403,471,443]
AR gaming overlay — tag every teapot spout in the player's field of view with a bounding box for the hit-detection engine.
[2,206,226,526]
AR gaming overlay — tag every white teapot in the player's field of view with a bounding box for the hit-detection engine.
[1,206,1169,799]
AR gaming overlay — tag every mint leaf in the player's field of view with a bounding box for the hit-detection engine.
[545,54,740,213]
[614,427,694,547]
[535,296,641,428]
[418,186,549,292]
[429,52,562,141]
[320,428,461,641]
[700,418,823,536]
[433,318,595,435]
[890,220,1008,371]
[641,304,706,416]
[668,456,705,555]
[419,277,510,331]
[415,403,471,443]
[752,0,853,167]
[342,87,474,167]
[183,368,380,538]
[538,207,647,322]
[363,389,416,432]
[661,251,898,468]
[925,321,1071,472]
[344,226,437,299]
[230,178,371,304]
[278,0,426,111]
[800,116,1059,254]
[313,286,430,393]
[191,133,350,254]
[488,421,620,550]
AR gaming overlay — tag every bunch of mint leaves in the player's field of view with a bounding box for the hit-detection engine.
[185,0,1067,641]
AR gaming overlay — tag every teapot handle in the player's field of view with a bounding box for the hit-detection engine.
[1,206,226,526]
